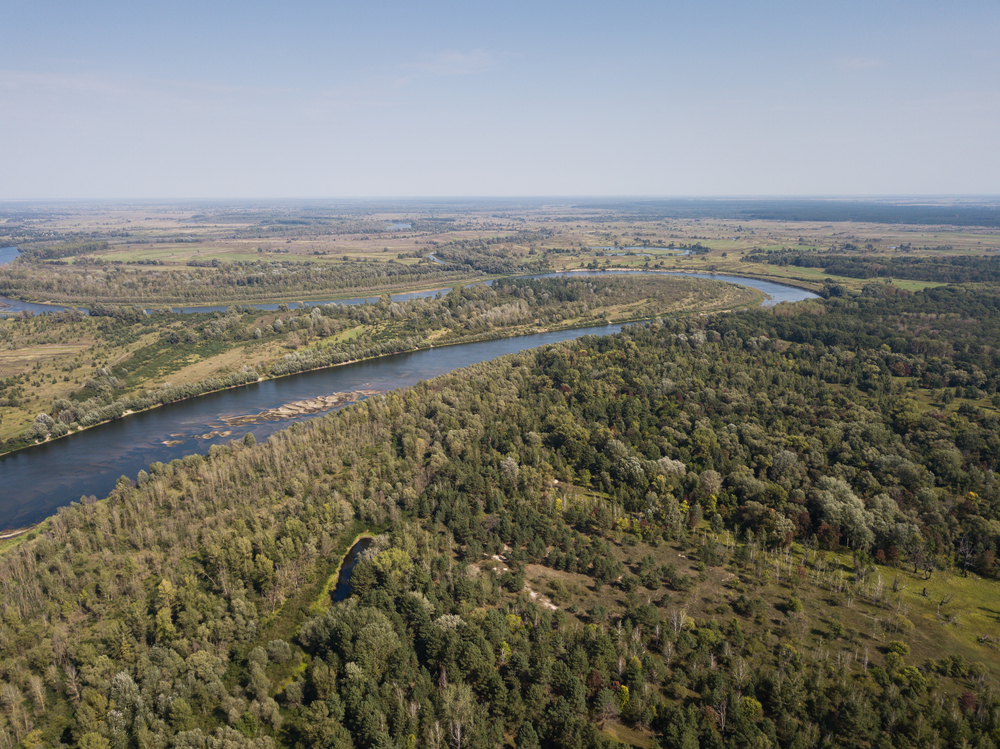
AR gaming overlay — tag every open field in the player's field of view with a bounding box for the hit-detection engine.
[517,503,1000,685]
[5,201,1000,273]
[0,342,90,375]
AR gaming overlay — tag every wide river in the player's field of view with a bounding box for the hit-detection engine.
[0,269,816,531]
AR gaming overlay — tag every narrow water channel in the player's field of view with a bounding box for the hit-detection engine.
[332,538,374,603]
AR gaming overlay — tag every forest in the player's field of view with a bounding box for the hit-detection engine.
[430,231,553,275]
[744,251,1000,284]
[572,199,1000,227]
[2,279,1000,748]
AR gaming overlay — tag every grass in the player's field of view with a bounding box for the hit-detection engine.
[0,274,766,459]
[739,264,946,292]
[121,336,259,389]
[503,515,1000,704]
[797,544,1000,681]
[896,382,997,417]
[890,279,948,291]
[0,530,30,553]
[601,722,655,748]
[0,343,89,373]
[329,325,365,344]
[900,567,1000,673]
[0,320,113,439]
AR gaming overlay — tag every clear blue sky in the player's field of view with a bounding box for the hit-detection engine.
[1,0,997,199]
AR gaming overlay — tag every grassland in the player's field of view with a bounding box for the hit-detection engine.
[5,202,998,290]
[519,496,1000,685]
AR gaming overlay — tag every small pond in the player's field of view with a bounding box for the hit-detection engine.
[332,537,374,602]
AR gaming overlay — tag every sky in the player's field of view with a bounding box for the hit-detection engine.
[1,0,998,199]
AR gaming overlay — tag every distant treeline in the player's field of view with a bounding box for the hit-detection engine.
[433,230,553,274]
[573,199,1000,227]
[0,258,479,305]
[743,251,1000,283]
[17,240,110,260]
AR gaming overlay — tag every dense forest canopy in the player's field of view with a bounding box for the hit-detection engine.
[744,251,1000,284]
[3,282,1000,748]
[571,199,1000,227]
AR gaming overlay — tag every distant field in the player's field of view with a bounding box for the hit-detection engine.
[3,200,994,308]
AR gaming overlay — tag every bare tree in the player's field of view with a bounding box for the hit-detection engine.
[27,673,45,712]
[64,663,81,705]
[714,700,728,734]
[443,683,475,749]
[957,534,976,578]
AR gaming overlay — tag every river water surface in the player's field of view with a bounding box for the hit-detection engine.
[0,271,816,531]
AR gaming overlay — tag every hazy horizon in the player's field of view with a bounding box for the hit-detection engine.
[2,0,998,200]
[3,196,1000,206]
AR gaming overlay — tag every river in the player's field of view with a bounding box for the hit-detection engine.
[0,272,816,531]
[0,246,456,314]
[0,262,805,315]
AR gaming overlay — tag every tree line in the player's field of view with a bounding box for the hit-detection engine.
[743,250,1000,284]
[0,258,478,306]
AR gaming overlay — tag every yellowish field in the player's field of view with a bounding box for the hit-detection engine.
[0,343,89,377]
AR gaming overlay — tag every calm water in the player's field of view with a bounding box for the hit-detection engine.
[0,323,627,530]
[0,247,19,265]
[519,270,812,307]
[0,264,808,315]
[333,537,375,602]
[0,272,816,531]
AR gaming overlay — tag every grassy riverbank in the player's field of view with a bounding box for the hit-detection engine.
[0,274,763,456]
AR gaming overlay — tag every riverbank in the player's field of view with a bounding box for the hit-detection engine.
[0,273,816,532]
[0,276,482,315]
[0,276,770,460]
[0,520,46,554]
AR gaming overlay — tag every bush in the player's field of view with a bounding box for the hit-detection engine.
[886,640,910,656]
